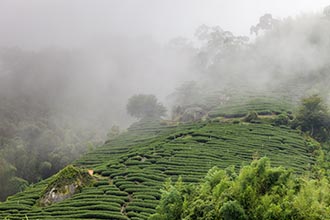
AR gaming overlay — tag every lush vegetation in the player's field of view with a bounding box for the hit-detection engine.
[2,7,330,220]
[0,93,104,201]
[293,95,330,142]
[37,165,94,207]
[0,48,111,201]
[126,94,167,119]
[150,157,330,220]
[0,108,318,219]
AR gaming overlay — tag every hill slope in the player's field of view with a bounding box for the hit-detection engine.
[0,113,316,220]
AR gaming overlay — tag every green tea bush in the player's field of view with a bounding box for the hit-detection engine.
[273,113,289,126]
[243,111,258,123]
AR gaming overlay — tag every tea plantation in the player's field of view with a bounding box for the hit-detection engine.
[0,99,317,220]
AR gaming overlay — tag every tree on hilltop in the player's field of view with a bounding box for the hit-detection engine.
[126,94,166,119]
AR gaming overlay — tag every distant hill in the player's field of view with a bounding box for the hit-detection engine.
[0,97,317,220]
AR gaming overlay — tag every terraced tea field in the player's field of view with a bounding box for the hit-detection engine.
[208,96,293,118]
[0,119,316,220]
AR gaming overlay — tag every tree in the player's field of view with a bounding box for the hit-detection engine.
[250,13,279,35]
[194,25,249,69]
[0,158,28,201]
[149,178,186,220]
[171,81,201,107]
[149,158,330,220]
[294,94,330,141]
[107,125,120,139]
[126,94,166,119]
[220,201,247,220]
[324,5,330,17]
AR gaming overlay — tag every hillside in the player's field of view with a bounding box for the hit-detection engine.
[0,98,318,220]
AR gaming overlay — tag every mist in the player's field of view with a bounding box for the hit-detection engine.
[1,0,330,201]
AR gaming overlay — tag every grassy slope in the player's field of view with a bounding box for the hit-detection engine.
[0,97,317,220]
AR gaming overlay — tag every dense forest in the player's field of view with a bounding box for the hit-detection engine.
[0,49,106,200]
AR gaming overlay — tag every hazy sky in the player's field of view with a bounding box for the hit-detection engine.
[0,0,329,49]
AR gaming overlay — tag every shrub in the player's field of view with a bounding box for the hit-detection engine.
[243,111,258,122]
[220,200,247,220]
[273,113,289,126]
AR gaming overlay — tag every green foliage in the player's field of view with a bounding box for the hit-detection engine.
[149,179,184,220]
[0,158,28,201]
[294,94,330,141]
[150,158,330,220]
[243,111,258,122]
[220,201,247,220]
[292,178,330,219]
[273,113,289,126]
[305,137,321,153]
[0,99,104,201]
[42,165,93,194]
[0,49,108,201]
[127,94,167,119]
[0,120,318,219]
[209,96,293,119]
[37,165,94,207]
[38,161,52,178]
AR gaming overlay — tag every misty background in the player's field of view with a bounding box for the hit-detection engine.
[1,0,329,49]
[1,0,330,201]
